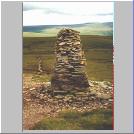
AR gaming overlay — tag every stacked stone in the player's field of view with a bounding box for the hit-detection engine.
[51,28,89,93]
[37,57,43,74]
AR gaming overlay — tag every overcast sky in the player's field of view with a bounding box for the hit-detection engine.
[23,2,113,26]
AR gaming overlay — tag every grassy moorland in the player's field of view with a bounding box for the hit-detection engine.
[23,35,113,82]
[23,35,113,130]
[32,109,112,130]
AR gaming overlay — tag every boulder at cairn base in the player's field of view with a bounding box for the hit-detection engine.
[51,28,89,93]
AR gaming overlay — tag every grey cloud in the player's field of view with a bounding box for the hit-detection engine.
[43,8,71,15]
[96,13,113,16]
[23,5,71,16]
[23,5,37,11]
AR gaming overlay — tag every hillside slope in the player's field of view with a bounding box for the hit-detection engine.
[23,22,113,37]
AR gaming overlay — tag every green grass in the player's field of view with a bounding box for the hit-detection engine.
[32,109,113,130]
[23,35,113,82]
[31,74,51,82]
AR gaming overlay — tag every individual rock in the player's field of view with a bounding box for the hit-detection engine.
[97,93,111,100]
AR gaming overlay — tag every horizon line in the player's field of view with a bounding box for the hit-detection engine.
[23,21,113,27]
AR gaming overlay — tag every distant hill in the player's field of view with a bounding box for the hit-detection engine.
[23,22,113,37]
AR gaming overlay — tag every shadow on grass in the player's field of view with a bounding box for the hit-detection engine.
[32,109,113,130]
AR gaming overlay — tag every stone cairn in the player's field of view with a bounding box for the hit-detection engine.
[37,57,43,74]
[51,28,89,95]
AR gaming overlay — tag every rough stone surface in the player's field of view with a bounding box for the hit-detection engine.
[23,74,113,129]
[51,28,89,93]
